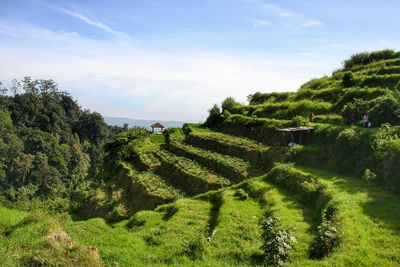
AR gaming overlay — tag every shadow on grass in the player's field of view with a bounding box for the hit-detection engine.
[299,165,400,234]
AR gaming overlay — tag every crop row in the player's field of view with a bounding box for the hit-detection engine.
[137,153,161,170]
[120,162,181,210]
[187,128,275,168]
[190,128,268,152]
[169,141,255,182]
[155,150,231,195]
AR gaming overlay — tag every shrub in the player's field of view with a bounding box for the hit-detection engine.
[247,92,293,105]
[310,214,340,259]
[343,49,399,70]
[362,169,377,182]
[204,104,223,127]
[342,72,356,88]
[368,95,400,126]
[373,124,400,185]
[361,74,400,89]
[233,189,248,200]
[260,215,296,266]
[221,97,240,113]
[290,116,309,127]
[164,128,184,144]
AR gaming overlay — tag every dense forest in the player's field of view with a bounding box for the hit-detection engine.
[0,77,127,211]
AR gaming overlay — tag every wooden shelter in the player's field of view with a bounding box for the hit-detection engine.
[278,126,314,146]
[150,122,165,133]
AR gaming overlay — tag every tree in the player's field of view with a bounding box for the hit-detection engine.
[204,104,222,127]
[342,72,356,88]
[221,96,239,113]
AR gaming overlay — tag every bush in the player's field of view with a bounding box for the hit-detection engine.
[368,95,400,126]
[343,49,399,70]
[310,213,340,259]
[361,74,400,89]
[362,169,377,182]
[204,104,223,127]
[290,116,309,127]
[342,72,356,88]
[260,215,296,266]
[221,97,240,113]
[164,128,184,144]
[233,189,248,200]
[373,124,400,185]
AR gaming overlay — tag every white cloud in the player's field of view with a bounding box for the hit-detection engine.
[55,7,127,38]
[301,20,323,28]
[0,23,337,121]
[243,0,323,29]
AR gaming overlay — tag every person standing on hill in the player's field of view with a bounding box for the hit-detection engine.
[309,112,315,123]
[362,114,369,127]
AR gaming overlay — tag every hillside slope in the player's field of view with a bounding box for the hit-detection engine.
[2,50,400,266]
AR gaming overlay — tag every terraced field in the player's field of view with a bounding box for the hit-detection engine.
[3,51,400,266]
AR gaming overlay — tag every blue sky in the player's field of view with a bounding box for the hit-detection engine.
[0,0,399,121]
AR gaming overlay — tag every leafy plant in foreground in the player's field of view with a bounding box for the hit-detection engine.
[310,206,340,259]
[260,215,296,266]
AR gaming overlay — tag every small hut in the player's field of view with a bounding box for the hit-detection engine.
[278,126,314,146]
[150,122,165,133]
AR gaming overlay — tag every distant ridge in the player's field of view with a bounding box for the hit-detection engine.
[104,116,187,130]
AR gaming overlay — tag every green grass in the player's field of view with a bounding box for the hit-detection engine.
[245,178,319,264]
[150,134,166,145]
[169,141,259,182]
[155,150,231,195]
[203,189,263,265]
[122,162,180,200]
[190,128,268,152]
[68,199,212,266]
[293,166,400,266]
[0,209,100,266]
[0,206,27,233]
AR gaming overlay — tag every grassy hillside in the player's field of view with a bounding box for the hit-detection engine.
[2,50,400,266]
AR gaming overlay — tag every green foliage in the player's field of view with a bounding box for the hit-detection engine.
[267,163,323,203]
[204,104,223,127]
[334,87,389,112]
[361,74,400,89]
[310,212,340,259]
[300,76,331,90]
[169,141,253,182]
[233,188,248,200]
[187,127,274,168]
[342,72,356,88]
[342,94,400,126]
[247,91,294,105]
[343,49,400,70]
[164,128,184,144]
[373,124,400,185]
[103,128,149,174]
[290,115,309,127]
[362,169,377,182]
[221,96,240,113]
[155,150,230,195]
[260,215,296,266]
[252,100,332,120]
[395,80,400,90]
[314,114,344,124]
[0,78,123,211]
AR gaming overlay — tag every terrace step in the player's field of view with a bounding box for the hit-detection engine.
[154,150,231,196]
[186,128,274,168]
[169,141,262,183]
